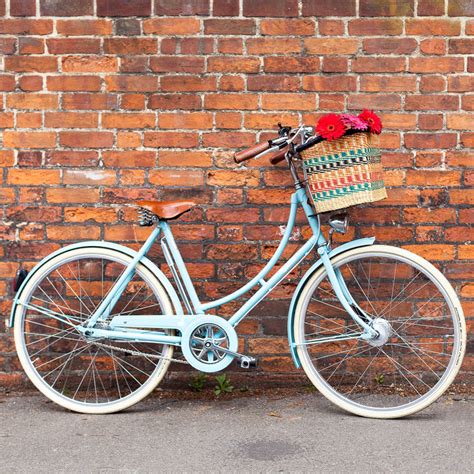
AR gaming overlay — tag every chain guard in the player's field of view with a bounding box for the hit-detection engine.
[181,316,238,373]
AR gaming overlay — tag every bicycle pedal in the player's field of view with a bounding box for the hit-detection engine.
[239,356,258,369]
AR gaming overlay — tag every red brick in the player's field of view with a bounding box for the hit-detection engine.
[159,112,212,130]
[348,94,401,110]
[406,19,460,36]
[213,0,239,16]
[8,168,60,184]
[247,38,300,55]
[56,19,112,36]
[244,113,297,129]
[7,93,58,109]
[11,0,35,16]
[448,76,474,92]
[62,93,118,110]
[363,38,417,54]
[47,38,100,54]
[203,131,256,148]
[208,57,260,73]
[402,245,454,260]
[360,76,417,92]
[360,0,414,16]
[0,19,53,35]
[18,37,44,54]
[303,76,356,92]
[143,18,200,34]
[102,151,156,168]
[155,0,209,15]
[264,57,320,73]
[0,75,15,91]
[45,150,98,167]
[45,112,98,128]
[447,114,473,130]
[104,38,157,54]
[409,58,464,73]
[262,93,317,111]
[47,75,101,92]
[260,18,314,35]
[318,19,344,36]
[405,95,458,111]
[60,131,114,148]
[418,114,443,130]
[63,170,115,186]
[302,0,356,16]
[150,56,204,73]
[4,131,56,149]
[205,94,258,110]
[304,38,359,55]
[449,39,474,54]
[352,57,405,73]
[148,94,201,110]
[97,0,151,16]
[18,76,42,91]
[144,131,198,148]
[420,75,446,93]
[243,0,298,17]
[418,0,445,16]
[420,38,446,55]
[5,56,57,72]
[62,56,118,73]
[204,19,256,35]
[405,133,457,149]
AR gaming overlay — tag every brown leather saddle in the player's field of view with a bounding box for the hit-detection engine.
[137,200,196,221]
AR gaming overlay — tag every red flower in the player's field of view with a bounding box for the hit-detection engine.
[316,114,346,141]
[358,109,383,134]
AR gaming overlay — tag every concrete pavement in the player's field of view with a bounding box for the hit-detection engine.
[0,393,472,472]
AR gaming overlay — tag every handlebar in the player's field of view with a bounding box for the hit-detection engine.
[234,141,270,163]
[234,124,320,166]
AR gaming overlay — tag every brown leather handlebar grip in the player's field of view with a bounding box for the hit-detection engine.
[234,141,270,163]
[269,147,288,165]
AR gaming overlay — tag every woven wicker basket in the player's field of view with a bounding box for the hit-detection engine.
[301,132,387,213]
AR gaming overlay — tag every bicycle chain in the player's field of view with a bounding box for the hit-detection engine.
[91,341,189,365]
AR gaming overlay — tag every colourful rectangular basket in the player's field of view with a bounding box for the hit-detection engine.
[301,132,387,214]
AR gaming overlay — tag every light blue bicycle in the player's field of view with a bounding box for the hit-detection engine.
[11,125,466,418]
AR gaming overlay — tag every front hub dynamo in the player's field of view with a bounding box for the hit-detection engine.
[367,318,393,347]
[181,316,238,373]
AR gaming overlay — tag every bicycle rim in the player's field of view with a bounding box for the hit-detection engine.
[295,245,465,418]
[14,247,174,414]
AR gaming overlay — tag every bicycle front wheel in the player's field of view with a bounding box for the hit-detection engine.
[14,247,175,414]
[294,245,466,418]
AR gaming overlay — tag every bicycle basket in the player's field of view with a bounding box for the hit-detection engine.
[301,132,387,213]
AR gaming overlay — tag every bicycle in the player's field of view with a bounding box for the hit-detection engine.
[10,125,466,418]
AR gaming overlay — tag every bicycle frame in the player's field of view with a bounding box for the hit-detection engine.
[71,185,377,347]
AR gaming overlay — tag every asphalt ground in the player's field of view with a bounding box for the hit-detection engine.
[0,392,472,473]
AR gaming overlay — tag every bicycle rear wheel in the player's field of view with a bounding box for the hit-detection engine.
[14,247,175,414]
[294,245,466,418]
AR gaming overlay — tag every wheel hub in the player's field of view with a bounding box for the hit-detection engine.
[367,318,392,347]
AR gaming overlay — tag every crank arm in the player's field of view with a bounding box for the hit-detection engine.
[209,343,257,369]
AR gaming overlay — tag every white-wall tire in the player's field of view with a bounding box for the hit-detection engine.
[294,245,466,419]
[14,247,175,414]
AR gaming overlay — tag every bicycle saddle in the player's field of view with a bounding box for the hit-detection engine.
[137,200,196,220]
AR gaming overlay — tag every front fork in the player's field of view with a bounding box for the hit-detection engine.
[317,245,378,340]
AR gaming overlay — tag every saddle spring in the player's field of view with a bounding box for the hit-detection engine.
[137,207,158,227]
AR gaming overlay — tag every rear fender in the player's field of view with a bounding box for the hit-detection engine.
[287,237,376,368]
[9,241,183,328]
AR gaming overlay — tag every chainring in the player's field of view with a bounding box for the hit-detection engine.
[181,316,238,373]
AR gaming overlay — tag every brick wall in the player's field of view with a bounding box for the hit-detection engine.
[0,0,472,388]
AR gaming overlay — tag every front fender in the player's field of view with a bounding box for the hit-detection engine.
[287,237,375,368]
[9,240,183,328]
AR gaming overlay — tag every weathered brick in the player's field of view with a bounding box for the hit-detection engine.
[406,19,460,36]
[304,38,359,55]
[47,38,100,54]
[261,18,314,35]
[97,0,151,16]
[60,131,114,148]
[155,0,209,15]
[7,93,58,109]
[204,19,256,35]
[150,56,204,73]
[5,56,57,72]
[409,57,464,73]
[264,56,320,73]
[47,75,101,91]
[56,19,113,36]
[302,0,356,16]
[62,93,118,110]
[4,131,56,148]
[405,133,457,149]
[418,0,445,16]
[360,0,414,16]
[363,37,417,54]
[0,19,53,35]
[243,0,298,17]
[448,0,474,16]
[104,38,157,54]
[40,0,93,16]
[62,56,118,73]
[348,19,403,36]
[11,0,35,16]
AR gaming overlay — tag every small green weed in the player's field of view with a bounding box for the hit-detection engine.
[374,374,385,385]
[214,374,234,396]
[188,373,207,392]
